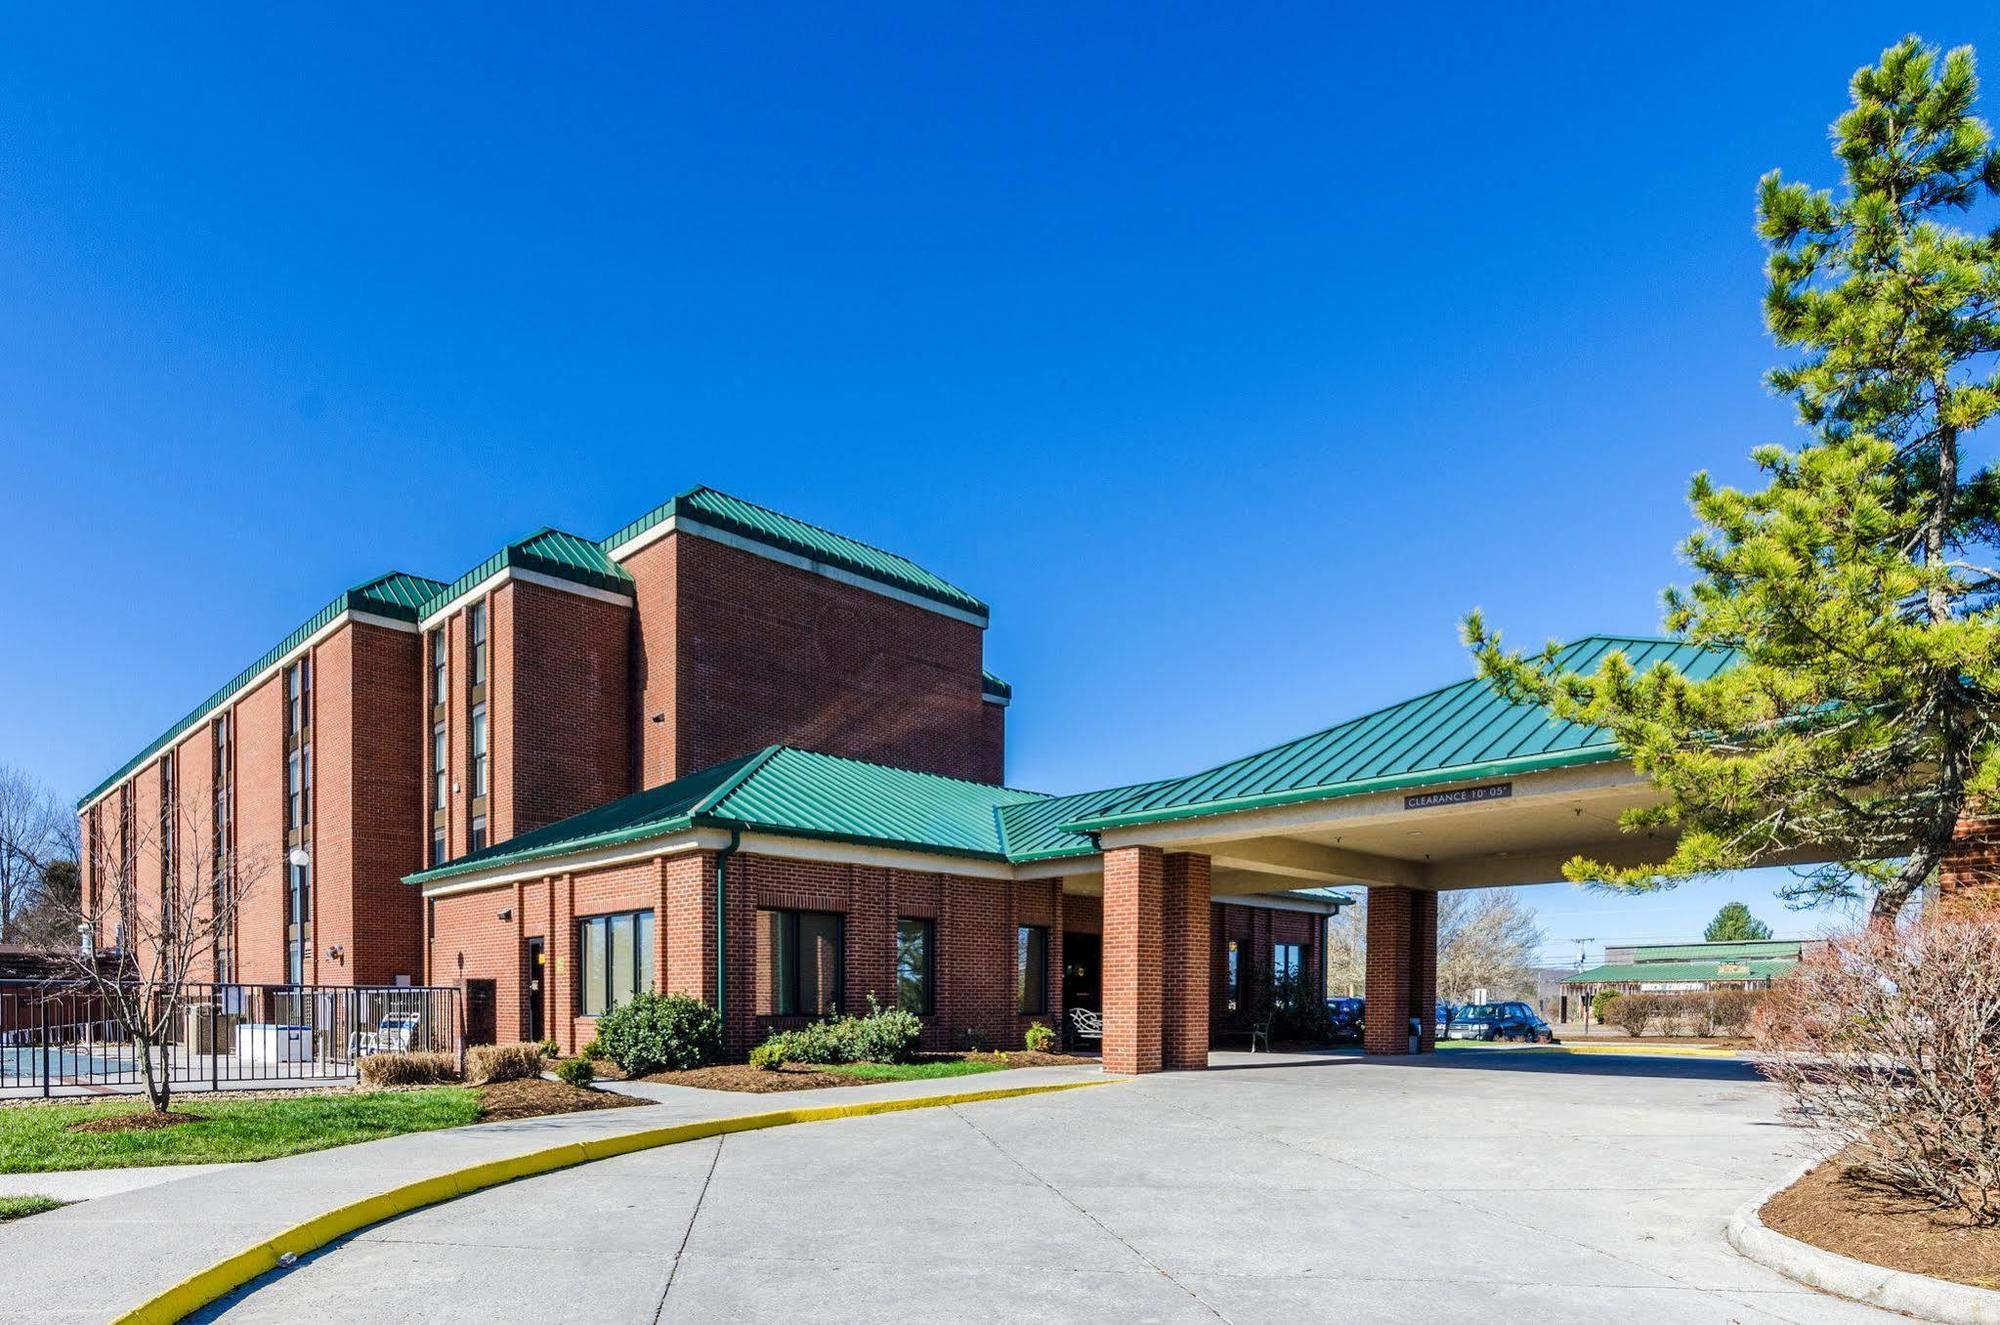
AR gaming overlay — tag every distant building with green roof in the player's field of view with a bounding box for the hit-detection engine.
[1563,939,1821,995]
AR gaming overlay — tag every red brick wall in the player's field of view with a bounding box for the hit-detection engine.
[344,622,425,984]
[616,532,1002,785]
[1161,854,1210,1070]
[1362,886,1437,1055]
[425,848,1068,1062]
[232,669,287,986]
[499,580,632,837]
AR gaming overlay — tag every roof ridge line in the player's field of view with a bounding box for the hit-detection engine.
[681,485,944,572]
[693,744,787,817]
[757,744,1053,799]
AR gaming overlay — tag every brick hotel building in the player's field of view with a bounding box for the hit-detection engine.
[77,487,1336,1068]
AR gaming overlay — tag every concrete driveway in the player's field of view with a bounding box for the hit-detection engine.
[199,1051,1893,1323]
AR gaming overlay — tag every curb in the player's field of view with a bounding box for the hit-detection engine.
[1545,1043,1746,1060]
[113,1077,1111,1325]
[1726,1155,2000,1324]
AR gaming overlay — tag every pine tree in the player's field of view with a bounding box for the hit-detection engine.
[1466,36,2000,922]
[1705,901,1774,942]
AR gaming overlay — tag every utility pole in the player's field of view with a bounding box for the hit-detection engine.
[1572,938,1595,1032]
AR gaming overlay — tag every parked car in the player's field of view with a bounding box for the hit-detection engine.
[1325,997,1364,1043]
[1445,1001,1556,1043]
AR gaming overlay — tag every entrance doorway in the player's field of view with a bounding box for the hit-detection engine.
[524,938,546,1044]
[464,979,497,1047]
[1063,931,1101,1048]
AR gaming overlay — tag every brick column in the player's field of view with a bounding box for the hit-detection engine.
[1364,886,1414,1055]
[1161,852,1211,1070]
[1941,812,2000,914]
[1103,845,1163,1074]
[1410,889,1438,1053]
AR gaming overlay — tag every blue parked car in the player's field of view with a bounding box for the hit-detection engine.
[1446,1001,1556,1043]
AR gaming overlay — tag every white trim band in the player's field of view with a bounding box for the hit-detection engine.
[419,565,634,629]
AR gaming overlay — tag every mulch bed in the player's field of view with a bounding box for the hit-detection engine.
[475,1078,649,1122]
[641,1049,1095,1094]
[1761,1148,2000,1291]
[66,1110,205,1134]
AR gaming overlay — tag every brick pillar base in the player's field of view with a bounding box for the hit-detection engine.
[1161,853,1211,1070]
[1103,846,1164,1074]
[1941,812,2000,915]
[1364,886,1437,1056]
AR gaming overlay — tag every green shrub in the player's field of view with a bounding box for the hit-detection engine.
[749,1041,786,1071]
[594,993,723,1076]
[359,1051,460,1087]
[538,1038,561,1059]
[847,1000,921,1063]
[1024,1021,1055,1053]
[1590,989,1622,1023]
[581,1037,605,1060]
[466,1042,544,1086]
[555,1056,595,1088]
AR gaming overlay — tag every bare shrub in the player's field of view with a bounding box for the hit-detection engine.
[1709,989,1760,1036]
[359,1051,461,1088]
[466,1043,544,1086]
[1754,914,2000,1225]
[1608,993,1657,1037]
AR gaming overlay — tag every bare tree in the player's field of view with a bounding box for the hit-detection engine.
[1324,889,1547,1004]
[0,763,74,944]
[59,798,266,1113]
[1437,890,1546,1003]
[1755,912,2000,1225]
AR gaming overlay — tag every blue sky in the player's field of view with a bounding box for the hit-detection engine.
[3,6,1993,963]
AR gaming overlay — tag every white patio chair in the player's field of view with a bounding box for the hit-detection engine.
[1068,1007,1103,1050]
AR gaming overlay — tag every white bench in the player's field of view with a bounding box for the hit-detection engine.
[1068,1007,1103,1048]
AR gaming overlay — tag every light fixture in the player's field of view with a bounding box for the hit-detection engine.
[288,846,311,868]
[327,943,343,961]
[497,907,513,922]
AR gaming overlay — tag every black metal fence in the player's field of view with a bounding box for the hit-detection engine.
[0,980,460,1096]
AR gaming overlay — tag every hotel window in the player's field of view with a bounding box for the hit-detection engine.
[469,814,487,852]
[429,628,447,705]
[1273,942,1304,1007]
[1225,938,1242,1012]
[286,859,311,984]
[577,910,654,1017]
[430,829,446,868]
[158,755,175,881]
[286,750,306,831]
[211,715,231,869]
[757,910,843,1017]
[284,659,311,740]
[1016,925,1049,1015]
[896,918,934,1015]
[431,723,448,809]
[470,704,488,799]
[469,602,488,687]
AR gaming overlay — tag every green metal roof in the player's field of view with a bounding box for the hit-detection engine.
[601,486,988,623]
[995,779,1180,862]
[419,527,633,620]
[408,746,1049,885]
[78,571,447,810]
[1062,636,1739,834]
[1625,940,1805,963]
[982,671,1012,702]
[1564,959,1797,985]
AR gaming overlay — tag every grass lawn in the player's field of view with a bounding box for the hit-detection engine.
[0,1195,66,1222]
[0,1089,481,1174]
[824,1058,1010,1082]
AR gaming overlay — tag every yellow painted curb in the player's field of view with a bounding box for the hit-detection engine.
[114,1077,1111,1325]
[1541,1042,1748,1060]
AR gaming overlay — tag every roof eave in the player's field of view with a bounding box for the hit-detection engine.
[1061,745,1627,835]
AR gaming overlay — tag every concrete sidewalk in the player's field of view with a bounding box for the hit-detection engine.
[0,1064,1102,1324]
[0,1163,239,1205]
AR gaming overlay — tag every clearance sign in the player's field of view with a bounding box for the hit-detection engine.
[1404,782,1512,811]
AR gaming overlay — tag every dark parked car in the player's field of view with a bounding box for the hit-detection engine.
[1325,997,1364,1042]
[1445,1001,1556,1043]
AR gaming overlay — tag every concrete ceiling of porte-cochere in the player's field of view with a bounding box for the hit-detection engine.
[1079,762,1700,893]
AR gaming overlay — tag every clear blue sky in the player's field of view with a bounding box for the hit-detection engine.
[3,6,1993,963]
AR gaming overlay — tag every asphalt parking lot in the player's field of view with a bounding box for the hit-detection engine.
[201,1050,1894,1324]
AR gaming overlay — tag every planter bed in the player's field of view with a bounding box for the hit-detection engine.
[1762,1148,2000,1293]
